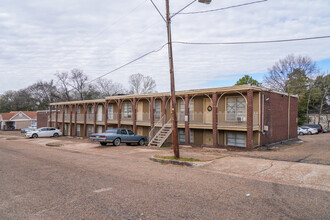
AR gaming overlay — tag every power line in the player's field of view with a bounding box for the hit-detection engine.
[179,0,267,15]
[172,35,330,45]
[87,43,168,84]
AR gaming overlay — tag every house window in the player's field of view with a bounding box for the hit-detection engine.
[123,103,132,119]
[226,97,246,121]
[154,101,161,120]
[31,120,36,127]
[190,129,194,144]
[226,133,246,147]
[77,108,81,114]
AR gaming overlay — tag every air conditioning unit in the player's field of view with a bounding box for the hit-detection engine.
[236,116,245,122]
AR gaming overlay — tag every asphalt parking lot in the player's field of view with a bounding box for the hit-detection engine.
[0,131,329,219]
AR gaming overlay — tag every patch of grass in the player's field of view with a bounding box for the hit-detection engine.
[154,155,201,162]
[6,137,18,140]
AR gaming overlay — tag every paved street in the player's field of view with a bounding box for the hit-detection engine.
[0,135,329,219]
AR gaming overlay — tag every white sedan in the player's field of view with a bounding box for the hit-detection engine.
[301,126,318,135]
[25,127,62,138]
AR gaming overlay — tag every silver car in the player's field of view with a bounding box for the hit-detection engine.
[25,127,62,138]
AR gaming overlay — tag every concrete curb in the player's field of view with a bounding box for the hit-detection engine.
[149,157,213,167]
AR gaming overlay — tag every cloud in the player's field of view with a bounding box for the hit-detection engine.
[0,0,329,94]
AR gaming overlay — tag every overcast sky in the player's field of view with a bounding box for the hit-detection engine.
[0,0,329,94]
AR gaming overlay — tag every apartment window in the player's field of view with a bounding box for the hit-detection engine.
[226,97,246,121]
[77,107,81,114]
[178,100,194,121]
[154,101,161,120]
[123,103,132,119]
[88,106,94,114]
[178,129,194,144]
[179,129,185,144]
[87,125,93,136]
[108,105,114,120]
[77,125,80,136]
[226,133,246,147]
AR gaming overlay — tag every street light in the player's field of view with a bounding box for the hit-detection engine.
[165,0,211,159]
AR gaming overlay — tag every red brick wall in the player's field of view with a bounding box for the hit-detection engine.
[37,112,48,128]
[260,92,298,145]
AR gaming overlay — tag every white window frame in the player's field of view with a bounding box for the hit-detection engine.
[226,97,246,121]
[226,132,246,147]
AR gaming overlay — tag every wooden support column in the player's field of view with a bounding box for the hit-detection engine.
[212,93,218,147]
[62,105,65,135]
[69,104,73,136]
[132,98,137,133]
[185,94,190,145]
[247,89,254,149]
[74,104,78,136]
[93,103,97,133]
[49,106,52,127]
[55,105,59,129]
[104,102,108,131]
[150,97,155,138]
[162,96,166,125]
[117,99,121,128]
[83,103,87,137]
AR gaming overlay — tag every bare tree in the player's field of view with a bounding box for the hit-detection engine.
[96,78,125,97]
[55,71,72,101]
[128,73,156,94]
[69,69,89,100]
[264,54,318,92]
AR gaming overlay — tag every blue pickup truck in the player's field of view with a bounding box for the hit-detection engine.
[90,128,148,146]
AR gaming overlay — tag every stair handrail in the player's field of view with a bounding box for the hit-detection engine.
[149,119,172,146]
[148,114,166,141]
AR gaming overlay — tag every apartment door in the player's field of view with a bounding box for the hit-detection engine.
[97,105,103,122]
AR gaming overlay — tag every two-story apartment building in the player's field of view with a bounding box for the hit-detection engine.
[49,85,298,149]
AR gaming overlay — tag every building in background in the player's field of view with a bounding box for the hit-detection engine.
[49,85,298,149]
[0,111,37,130]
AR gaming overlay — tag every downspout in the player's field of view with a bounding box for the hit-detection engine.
[288,95,290,140]
[262,93,265,134]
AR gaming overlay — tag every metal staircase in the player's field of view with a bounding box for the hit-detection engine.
[148,120,172,147]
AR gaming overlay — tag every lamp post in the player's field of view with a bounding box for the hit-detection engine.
[165,0,211,159]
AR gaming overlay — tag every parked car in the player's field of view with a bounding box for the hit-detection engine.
[21,127,37,133]
[322,128,327,133]
[297,127,308,135]
[25,127,62,138]
[90,128,148,146]
[301,126,318,135]
[303,124,323,134]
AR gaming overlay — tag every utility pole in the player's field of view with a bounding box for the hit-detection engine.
[165,0,179,159]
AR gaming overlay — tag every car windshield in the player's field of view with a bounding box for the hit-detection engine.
[105,129,117,134]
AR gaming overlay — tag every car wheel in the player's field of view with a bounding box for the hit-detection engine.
[138,139,145,146]
[299,132,303,136]
[113,138,121,146]
[53,133,59,137]
[32,133,38,138]
[100,142,107,146]
[308,131,312,135]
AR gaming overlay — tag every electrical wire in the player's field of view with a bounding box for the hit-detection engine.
[87,43,168,84]
[179,0,267,15]
[172,35,330,45]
